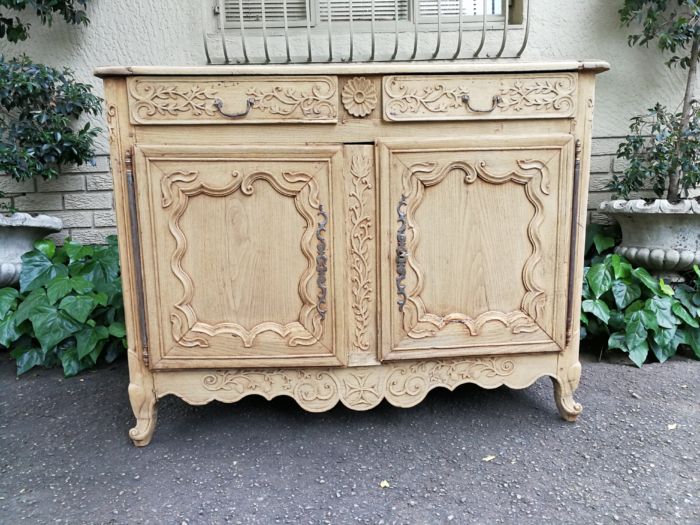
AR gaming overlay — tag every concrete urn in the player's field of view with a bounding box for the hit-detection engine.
[599,199,700,280]
[0,213,63,287]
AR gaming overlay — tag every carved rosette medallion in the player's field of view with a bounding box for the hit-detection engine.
[342,77,378,118]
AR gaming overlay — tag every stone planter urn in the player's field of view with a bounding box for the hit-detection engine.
[0,213,63,287]
[599,199,700,281]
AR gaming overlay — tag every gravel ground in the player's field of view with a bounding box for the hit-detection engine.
[0,352,698,525]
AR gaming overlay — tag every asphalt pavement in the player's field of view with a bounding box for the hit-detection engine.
[1,352,698,525]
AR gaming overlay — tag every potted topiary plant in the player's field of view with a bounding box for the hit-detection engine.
[0,0,100,287]
[600,0,700,281]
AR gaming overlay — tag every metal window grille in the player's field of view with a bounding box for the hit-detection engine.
[204,0,530,63]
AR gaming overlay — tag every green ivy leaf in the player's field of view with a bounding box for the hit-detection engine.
[674,286,699,317]
[685,328,700,359]
[69,276,93,294]
[34,239,56,259]
[652,325,678,363]
[593,234,615,254]
[646,296,677,329]
[582,299,611,324]
[609,310,626,331]
[611,254,632,280]
[0,315,20,348]
[587,264,613,299]
[46,275,72,304]
[612,280,641,309]
[608,332,627,351]
[19,251,68,293]
[58,295,96,324]
[60,348,81,377]
[627,340,649,368]
[632,267,661,294]
[29,304,82,351]
[75,325,109,360]
[659,279,675,296]
[14,347,46,375]
[671,301,699,328]
[625,314,648,354]
[0,288,19,319]
[14,288,48,324]
[108,322,126,338]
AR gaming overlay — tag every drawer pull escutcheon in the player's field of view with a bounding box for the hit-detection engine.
[316,205,328,321]
[461,94,502,114]
[396,195,408,312]
[213,97,255,119]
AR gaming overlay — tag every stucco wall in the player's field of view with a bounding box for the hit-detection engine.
[0,0,689,242]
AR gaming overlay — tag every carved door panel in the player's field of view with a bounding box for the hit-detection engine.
[378,135,576,360]
[132,144,345,369]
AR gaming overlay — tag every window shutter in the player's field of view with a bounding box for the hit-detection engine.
[224,0,308,24]
[319,0,410,22]
[417,0,501,17]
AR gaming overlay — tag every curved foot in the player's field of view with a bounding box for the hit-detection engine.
[552,362,582,422]
[128,396,158,447]
[127,345,158,447]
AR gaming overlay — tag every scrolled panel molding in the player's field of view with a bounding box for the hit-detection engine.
[161,168,326,350]
[398,158,550,339]
[154,355,560,413]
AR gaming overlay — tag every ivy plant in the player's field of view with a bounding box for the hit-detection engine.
[581,235,700,366]
[0,236,127,377]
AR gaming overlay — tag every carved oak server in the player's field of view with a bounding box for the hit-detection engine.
[96,61,608,446]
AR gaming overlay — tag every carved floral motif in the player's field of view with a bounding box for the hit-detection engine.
[341,77,378,118]
[384,75,576,119]
[349,154,373,352]
[127,77,337,122]
[197,356,517,411]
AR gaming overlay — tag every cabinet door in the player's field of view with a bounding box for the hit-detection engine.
[378,135,576,360]
[132,144,345,369]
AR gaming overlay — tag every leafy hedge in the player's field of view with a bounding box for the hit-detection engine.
[0,236,126,376]
[581,237,700,366]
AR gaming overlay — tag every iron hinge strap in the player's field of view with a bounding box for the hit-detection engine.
[125,149,150,365]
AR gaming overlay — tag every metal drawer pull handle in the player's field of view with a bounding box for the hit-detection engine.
[461,94,502,114]
[213,98,254,119]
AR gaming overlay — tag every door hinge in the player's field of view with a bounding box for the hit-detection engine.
[125,149,150,366]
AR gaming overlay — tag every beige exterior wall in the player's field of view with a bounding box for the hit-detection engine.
[0,0,689,242]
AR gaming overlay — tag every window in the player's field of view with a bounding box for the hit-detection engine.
[223,0,511,28]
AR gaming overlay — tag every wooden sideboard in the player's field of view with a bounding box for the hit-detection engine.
[96,61,608,446]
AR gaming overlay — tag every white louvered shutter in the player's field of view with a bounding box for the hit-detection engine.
[319,0,410,22]
[224,0,309,25]
[417,0,502,18]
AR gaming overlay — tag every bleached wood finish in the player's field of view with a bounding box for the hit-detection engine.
[99,62,606,446]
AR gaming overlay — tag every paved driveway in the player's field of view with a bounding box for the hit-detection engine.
[1,353,698,524]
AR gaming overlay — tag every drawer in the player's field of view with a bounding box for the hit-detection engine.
[383,73,577,122]
[126,76,338,125]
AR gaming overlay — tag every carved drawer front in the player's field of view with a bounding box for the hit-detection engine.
[126,76,338,124]
[378,134,576,361]
[132,144,346,369]
[383,74,577,121]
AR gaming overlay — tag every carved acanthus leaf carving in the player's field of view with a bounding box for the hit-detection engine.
[197,356,517,412]
[129,82,222,119]
[385,82,468,115]
[497,76,576,113]
[246,77,337,119]
[349,154,373,352]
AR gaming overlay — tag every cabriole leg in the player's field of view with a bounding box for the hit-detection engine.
[552,362,582,422]
[127,347,157,446]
